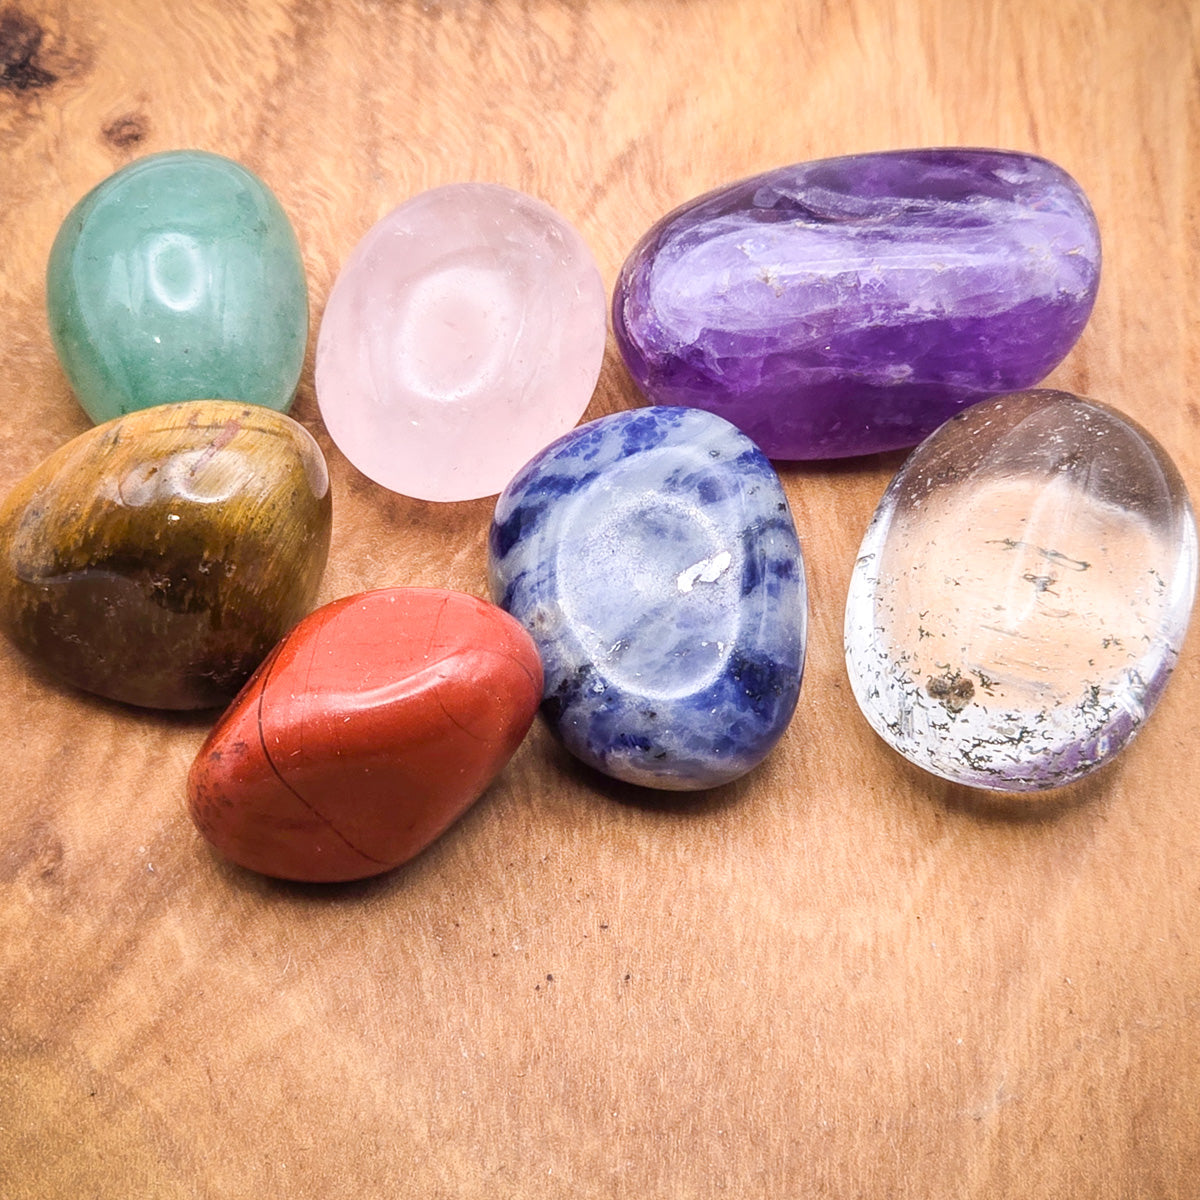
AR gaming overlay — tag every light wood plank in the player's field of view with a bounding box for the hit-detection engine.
[1,1,1198,1196]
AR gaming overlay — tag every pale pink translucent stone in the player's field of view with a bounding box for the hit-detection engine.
[315,183,607,502]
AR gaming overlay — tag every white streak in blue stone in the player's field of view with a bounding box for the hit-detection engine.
[677,550,732,592]
[489,407,806,790]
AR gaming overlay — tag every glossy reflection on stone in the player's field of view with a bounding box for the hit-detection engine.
[316,183,607,502]
[489,406,806,790]
[47,150,308,423]
[0,400,332,709]
[188,588,543,882]
[614,149,1100,460]
[844,390,1198,791]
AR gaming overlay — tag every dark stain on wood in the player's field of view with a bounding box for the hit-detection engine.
[102,111,148,149]
[0,818,65,887]
[0,8,57,91]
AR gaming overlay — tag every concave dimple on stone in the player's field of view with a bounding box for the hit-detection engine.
[844,389,1198,791]
[0,400,331,709]
[316,183,607,502]
[613,149,1101,460]
[489,406,806,790]
[47,150,308,423]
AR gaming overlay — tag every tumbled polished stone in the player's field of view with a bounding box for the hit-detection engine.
[47,150,308,423]
[489,406,806,790]
[0,401,331,709]
[188,588,543,882]
[613,149,1101,459]
[315,183,607,502]
[844,390,1198,791]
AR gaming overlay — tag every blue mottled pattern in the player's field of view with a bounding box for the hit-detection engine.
[489,407,806,790]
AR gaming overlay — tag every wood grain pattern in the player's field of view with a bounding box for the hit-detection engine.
[1,1,1198,1196]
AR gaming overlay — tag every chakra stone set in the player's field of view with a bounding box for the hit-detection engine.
[2,147,1195,881]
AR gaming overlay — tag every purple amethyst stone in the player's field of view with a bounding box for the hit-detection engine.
[612,149,1101,460]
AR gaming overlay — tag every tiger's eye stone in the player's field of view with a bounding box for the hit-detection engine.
[0,400,331,709]
[188,588,544,882]
[844,390,1198,791]
[47,150,308,423]
[614,149,1101,459]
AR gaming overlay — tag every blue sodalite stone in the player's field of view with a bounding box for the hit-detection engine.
[488,406,806,790]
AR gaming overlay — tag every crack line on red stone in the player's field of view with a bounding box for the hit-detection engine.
[297,602,334,760]
[432,684,486,743]
[493,647,541,693]
[425,593,452,661]
[254,645,389,868]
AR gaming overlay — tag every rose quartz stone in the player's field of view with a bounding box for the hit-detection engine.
[316,183,607,502]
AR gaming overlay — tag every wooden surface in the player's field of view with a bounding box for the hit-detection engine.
[2,1,1198,1197]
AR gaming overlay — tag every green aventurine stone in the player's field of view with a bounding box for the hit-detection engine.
[46,150,308,423]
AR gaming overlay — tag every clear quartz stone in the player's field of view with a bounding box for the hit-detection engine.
[844,390,1198,791]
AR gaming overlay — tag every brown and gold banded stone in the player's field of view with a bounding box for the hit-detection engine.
[0,400,332,708]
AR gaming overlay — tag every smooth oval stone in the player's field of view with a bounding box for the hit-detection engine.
[844,389,1198,791]
[489,406,806,790]
[315,183,607,502]
[0,400,331,709]
[47,150,308,423]
[188,587,543,882]
[613,149,1101,460]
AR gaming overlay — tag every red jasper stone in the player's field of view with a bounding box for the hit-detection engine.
[187,587,543,882]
